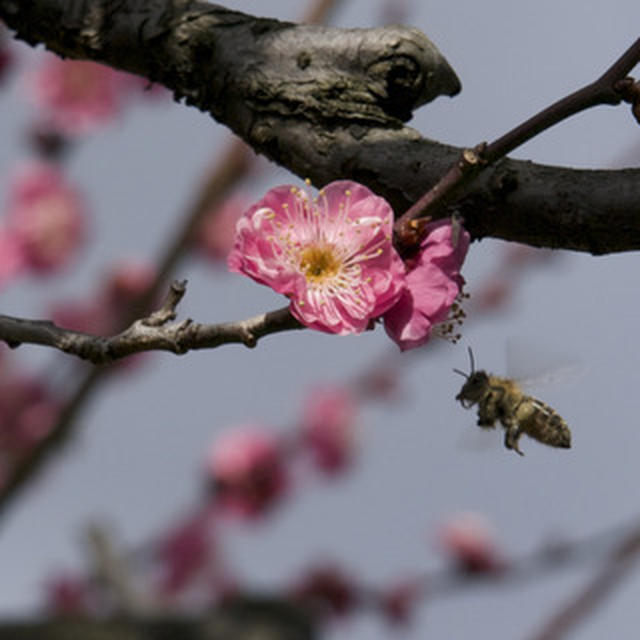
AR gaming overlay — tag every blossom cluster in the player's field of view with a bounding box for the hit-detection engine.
[228,181,469,350]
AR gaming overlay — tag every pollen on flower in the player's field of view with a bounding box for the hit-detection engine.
[433,293,468,344]
[299,245,342,282]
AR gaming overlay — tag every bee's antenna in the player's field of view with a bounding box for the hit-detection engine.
[453,368,468,379]
[468,346,475,374]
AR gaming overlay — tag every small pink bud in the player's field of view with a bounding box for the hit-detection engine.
[437,512,502,574]
[379,579,420,625]
[206,428,287,518]
[300,386,357,475]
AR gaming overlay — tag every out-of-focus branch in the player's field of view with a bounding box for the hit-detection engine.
[526,527,640,640]
[0,596,315,640]
[85,523,156,616]
[0,282,303,362]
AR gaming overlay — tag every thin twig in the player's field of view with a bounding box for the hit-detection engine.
[394,37,640,247]
[0,283,302,363]
[86,523,156,615]
[526,528,640,640]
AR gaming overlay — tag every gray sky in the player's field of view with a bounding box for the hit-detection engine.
[1,1,639,639]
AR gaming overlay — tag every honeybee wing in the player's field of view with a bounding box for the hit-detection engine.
[505,338,585,391]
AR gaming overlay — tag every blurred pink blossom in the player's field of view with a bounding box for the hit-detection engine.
[102,259,155,310]
[196,196,247,263]
[51,259,155,335]
[437,512,502,574]
[27,53,132,134]
[206,427,287,518]
[157,508,217,598]
[384,220,469,350]
[4,162,86,273]
[300,386,357,475]
[44,574,90,616]
[292,565,355,618]
[228,181,406,335]
[0,377,59,454]
[473,279,511,312]
[50,259,155,372]
[379,579,420,625]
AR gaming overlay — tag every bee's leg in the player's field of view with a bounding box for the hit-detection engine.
[477,396,496,428]
[504,422,524,456]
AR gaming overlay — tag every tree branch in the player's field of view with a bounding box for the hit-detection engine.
[394,37,640,248]
[0,596,315,640]
[526,527,640,640]
[3,1,639,254]
[0,281,304,362]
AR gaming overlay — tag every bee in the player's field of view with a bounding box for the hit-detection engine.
[454,348,571,456]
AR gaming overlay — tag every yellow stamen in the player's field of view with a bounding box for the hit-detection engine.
[299,245,341,283]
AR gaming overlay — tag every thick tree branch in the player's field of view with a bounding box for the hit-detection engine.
[0,281,304,362]
[3,1,639,254]
[0,597,315,640]
[394,38,640,249]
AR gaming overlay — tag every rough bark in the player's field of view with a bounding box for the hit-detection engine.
[0,1,638,255]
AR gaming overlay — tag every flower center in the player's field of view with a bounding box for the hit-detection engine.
[299,245,342,283]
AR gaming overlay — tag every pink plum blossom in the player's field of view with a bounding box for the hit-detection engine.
[228,181,406,335]
[300,386,357,475]
[437,512,502,574]
[205,427,287,518]
[28,53,132,135]
[383,220,469,350]
[4,162,86,273]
